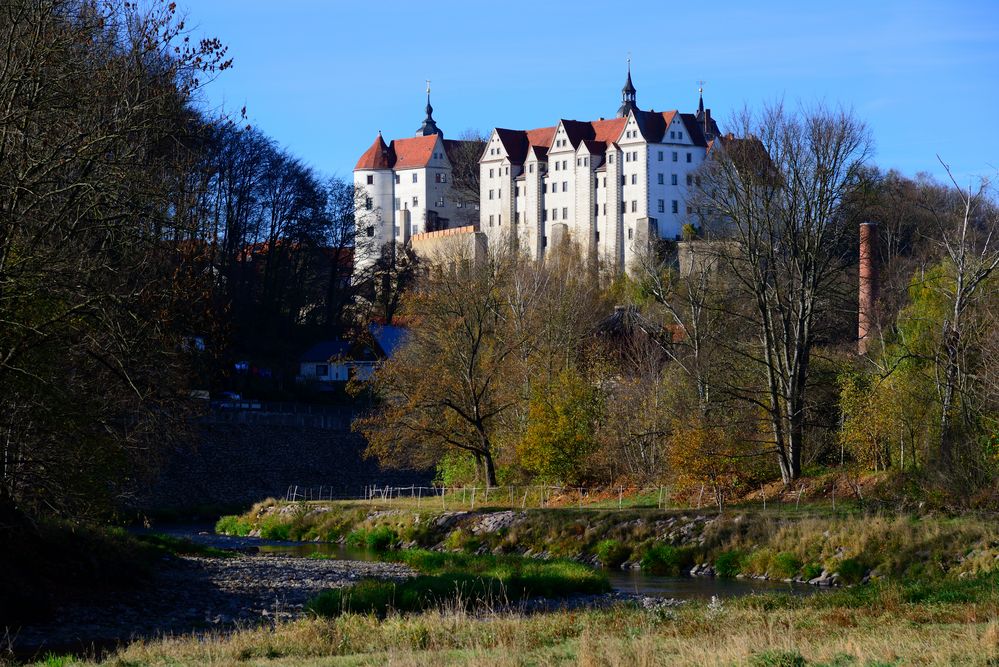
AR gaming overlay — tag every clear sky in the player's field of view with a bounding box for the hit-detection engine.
[187,0,999,186]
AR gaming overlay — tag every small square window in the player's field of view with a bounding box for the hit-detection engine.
[412,173,418,183]
[672,200,678,214]
[657,199,664,213]
[686,153,692,163]
[366,175,373,185]
[671,174,678,186]
[658,151,663,161]
[672,152,678,162]
[658,173,664,185]
[631,200,637,212]
[562,207,568,218]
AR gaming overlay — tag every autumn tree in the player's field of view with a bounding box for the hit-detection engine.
[355,249,526,487]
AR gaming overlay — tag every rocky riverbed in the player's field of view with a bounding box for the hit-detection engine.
[13,553,414,656]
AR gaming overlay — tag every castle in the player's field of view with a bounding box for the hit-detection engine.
[353,68,720,274]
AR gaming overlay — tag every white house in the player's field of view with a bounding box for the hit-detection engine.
[479,67,720,274]
[353,85,481,275]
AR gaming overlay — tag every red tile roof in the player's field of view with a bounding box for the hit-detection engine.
[355,133,392,170]
[391,134,439,169]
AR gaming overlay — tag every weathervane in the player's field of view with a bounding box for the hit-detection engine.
[698,79,705,94]
[426,79,431,94]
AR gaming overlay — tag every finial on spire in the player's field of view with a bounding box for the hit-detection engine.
[417,80,443,137]
[697,79,705,116]
[617,56,638,117]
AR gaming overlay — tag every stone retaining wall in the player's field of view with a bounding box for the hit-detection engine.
[130,406,428,512]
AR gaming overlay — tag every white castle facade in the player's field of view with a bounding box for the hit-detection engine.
[354,69,720,275]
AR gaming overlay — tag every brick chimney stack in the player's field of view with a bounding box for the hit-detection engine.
[858,222,879,355]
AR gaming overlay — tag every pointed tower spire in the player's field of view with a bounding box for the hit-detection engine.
[416,79,443,137]
[617,57,638,118]
[697,80,705,116]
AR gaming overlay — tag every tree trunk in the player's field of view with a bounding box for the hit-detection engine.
[482,451,498,488]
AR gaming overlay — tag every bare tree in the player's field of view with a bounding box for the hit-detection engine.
[695,103,872,483]
[930,160,999,467]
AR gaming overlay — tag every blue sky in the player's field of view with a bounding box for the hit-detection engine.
[188,0,999,185]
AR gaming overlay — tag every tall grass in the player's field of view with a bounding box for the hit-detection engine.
[308,550,609,617]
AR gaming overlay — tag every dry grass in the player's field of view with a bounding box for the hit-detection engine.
[38,594,999,666]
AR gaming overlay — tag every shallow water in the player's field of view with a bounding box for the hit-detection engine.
[145,524,818,599]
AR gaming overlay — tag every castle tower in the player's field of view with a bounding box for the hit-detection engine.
[616,60,638,118]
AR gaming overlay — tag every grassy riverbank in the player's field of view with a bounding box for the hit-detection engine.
[33,570,999,665]
[216,499,999,584]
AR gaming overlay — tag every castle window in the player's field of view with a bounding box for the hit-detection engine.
[602,177,606,187]
[658,151,663,161]
[658,173,664,185]
[577,158,582,166]
[672,200,678,214]
[552,208,557,220]
[364,197,372,210]
[498,189,502,198]
[631,200,637,212]
[490,169,494,178]
[608,155,614,164]
[672,152,678,162]
[554,161,559,171]
[628,228,633,240]
[602,203,606,214]
[489,189,494,200]
[670,131,675,140]
[632,151,638,161]
[671,174,678,186]
[412,173,418,183]
[395,174,400,184]
[625,153,630,163]
[631,174,637,185]
[489,215,494,227]
[498,214,502,225]
[412,196,419,206]
[366,175,373,185]
[505,167,509,175]
[562,207,567,219]
[687,153,692,163]
[658,199,665,213]
[562,181,567,191]
[678,132,683,140]
[529,164,534,173]
[687,174,693,186]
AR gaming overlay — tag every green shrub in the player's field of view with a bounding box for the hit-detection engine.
[258,516,291,541]
[594,539,630,568]
[366,526,398,552]
[714,550,745,578]
[835,557,866,585]
[770,552,803,579]
[214,515,252,537]
[802,562,823,580]
[443,528,482,554]
[345,528,368,550]
[640,544,694,575]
